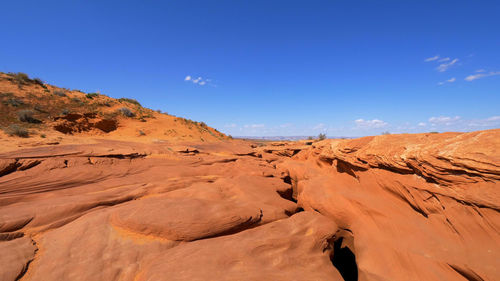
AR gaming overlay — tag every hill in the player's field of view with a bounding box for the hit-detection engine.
[0,72,227,151]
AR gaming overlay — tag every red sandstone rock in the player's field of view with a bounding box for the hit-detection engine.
[0,129,498,281]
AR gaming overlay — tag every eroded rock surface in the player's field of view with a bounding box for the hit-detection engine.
[1,130,499,281]
[278,129,500,281]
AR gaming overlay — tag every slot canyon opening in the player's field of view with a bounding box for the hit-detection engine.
[278,175,297,203]
[330,237,358,281]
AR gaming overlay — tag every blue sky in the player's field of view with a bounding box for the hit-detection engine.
[1,0,499,137]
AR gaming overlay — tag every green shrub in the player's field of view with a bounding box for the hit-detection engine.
[0,92,14,98]
[14,72,30,80]
[5,124,29,138]
[9,72,31,85]
[118,98,141,106]
[61,109,70,115]
[40,134,46,138]
[33,78,45,87]
[318,133,326,140]
[86,93,99,99]
[97,100,112,107]
[34,105,48,113]
[3,98,24,107]
[118,107,135,117]
[53,90,67,97]
[17,110,40,123]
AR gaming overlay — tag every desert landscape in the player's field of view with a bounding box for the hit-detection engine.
[2,1,500,280]
[0,73,499,281]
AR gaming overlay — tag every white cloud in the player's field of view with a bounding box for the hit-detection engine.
[280,123,293,128]
[465,74,482,81]
[224,123,237,128]
[355,119,388,128]
[475,69,486,73]
[466,116,500,128]
[437,77,456,85]
[465,71,500,81]
[418,122,426,126]
[437,58,459,72]
[438,57,450,62]
[425,55,440,62]
[184,75,212,86]
[428,116,460,125]
[422,115,500,131]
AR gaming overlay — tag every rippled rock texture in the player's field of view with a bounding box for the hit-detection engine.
[1,129,499,281]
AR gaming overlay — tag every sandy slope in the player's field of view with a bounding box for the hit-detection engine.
[0,72,228,153]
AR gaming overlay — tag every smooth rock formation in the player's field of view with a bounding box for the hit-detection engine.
[278,129,500,281]
[1,129,499,281]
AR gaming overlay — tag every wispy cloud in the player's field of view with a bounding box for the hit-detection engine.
[428,116,460,125]
[465,71,500,81]
[355,119,388,128]
[453,116,500,129]
[424,55,459,73]
[418,122,426,126]
[436,58,459,72]
[312,123,326,130]
[244,124,265,128]
[425,55,440,62]
[475,69,486,73]
[438,77,456,85]
[466,116,500,128]
[184,75,212,86]
[224,123,237,128]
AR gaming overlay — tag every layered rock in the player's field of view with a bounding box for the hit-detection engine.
[277,129,500,281]
[0,129,498,281]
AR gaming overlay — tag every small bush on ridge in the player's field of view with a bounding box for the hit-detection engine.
[86,93,99,99]
[53,90,67,97]
[118,98,141,106]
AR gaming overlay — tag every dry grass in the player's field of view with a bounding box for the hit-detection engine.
[118,107,135,117]
[4,124,29,137]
